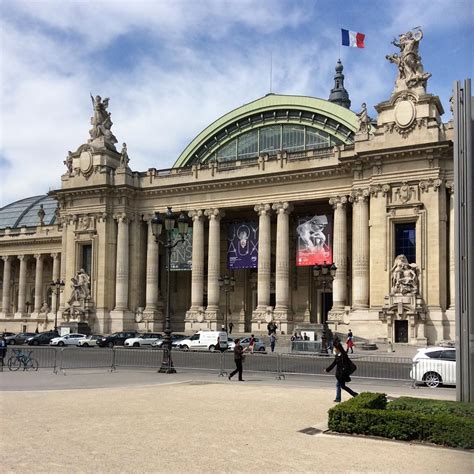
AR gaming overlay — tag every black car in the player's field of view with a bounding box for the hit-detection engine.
[26,331,59,346]
[97,331,138,348]
[6,332,36,345]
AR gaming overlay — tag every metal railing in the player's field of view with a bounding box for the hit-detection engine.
[2,347,456,388]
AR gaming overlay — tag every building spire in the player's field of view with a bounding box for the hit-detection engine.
[328,59,351,109]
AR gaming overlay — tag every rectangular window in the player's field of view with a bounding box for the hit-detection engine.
[81,244,92,276]
[395,223,416,263]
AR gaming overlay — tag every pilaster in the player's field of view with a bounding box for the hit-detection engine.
[1,256,12,316]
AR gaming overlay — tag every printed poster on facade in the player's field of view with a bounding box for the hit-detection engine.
[227,222,258,269]
[170,228,193,271]
[296,215,333,266]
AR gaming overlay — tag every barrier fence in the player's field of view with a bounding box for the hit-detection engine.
[1,346,432,384]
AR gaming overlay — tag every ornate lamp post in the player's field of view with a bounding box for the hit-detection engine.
[313,263,337,354]
[151,207,190,374]
[50,279,65,333]
[218,275,235,332]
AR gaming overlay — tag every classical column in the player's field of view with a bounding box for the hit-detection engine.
[1,256,12,315]
[114,214,130,311]
[272,202,292,317]
[59,220,67,311]
[447,183,455,309]
[144,218,159,316]
[188,210,205,312]
[329,196,348,310]
[205,208,224,314]
[254,203,272,313]
[351,189,370,309]
[33,254,44,314]
[17,255,27,315]
[51,253,60,313]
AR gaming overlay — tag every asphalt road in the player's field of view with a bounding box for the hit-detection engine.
[3,345,418,382]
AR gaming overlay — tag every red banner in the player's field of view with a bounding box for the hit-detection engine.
[296,215,333,266]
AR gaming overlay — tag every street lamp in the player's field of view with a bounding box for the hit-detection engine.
[218,274,235,332]
[50,279,65,333]
[313,262,337,354]
[151,207,190,374]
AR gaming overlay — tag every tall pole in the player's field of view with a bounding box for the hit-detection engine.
[159,228,176,374]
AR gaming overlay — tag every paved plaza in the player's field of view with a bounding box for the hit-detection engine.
[0,369,470,473]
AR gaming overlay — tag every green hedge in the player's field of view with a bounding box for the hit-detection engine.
[328,392,474,449]
[387,396,474,417]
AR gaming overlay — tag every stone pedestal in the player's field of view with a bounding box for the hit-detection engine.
[60,321,91,336]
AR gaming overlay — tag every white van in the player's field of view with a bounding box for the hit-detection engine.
[177,331,228,351]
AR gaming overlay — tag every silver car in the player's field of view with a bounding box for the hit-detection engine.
[228,336,266,352]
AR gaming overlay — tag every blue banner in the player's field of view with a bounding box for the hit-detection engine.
[227,222,258,269]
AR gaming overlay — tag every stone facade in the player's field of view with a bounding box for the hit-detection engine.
[0,37,456,344]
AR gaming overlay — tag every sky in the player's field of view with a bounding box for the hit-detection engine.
[0,0,472,207]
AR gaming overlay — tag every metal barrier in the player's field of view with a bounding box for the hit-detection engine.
[5,346,453,388]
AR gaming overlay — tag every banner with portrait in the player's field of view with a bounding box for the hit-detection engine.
[170,228,193,271]
[295,214,333,266]
[227,221,258,269]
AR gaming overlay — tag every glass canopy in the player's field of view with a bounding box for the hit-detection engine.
[212,124,336,162]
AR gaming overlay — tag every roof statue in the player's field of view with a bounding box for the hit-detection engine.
[356,103,372,133]
[328,59,351,109]
[89,94,118,147]
[37,204,45,226]
[120,143,130,168]
[386,27,431,92]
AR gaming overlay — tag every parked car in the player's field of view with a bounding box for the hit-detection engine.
[151,334,186,348]
[410,347,456,388]
[26,331,59,346]
[124,333,163,348]
[228,336,266,352]
[97,331,139,348]
[5,332,36,345]
[77,335,103,347]
[177,331,228,351]
[1,331,16,338]
[50,333,87,346]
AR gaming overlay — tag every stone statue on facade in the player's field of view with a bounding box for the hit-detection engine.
[39,301,50,314]
[64,151,73,173]
[386,27,431,91]
[89,94,117,146]
[120,143,130,167]
[67,268,91,306]
[37,204,45,226]
[391,254,419,295]
[356,103,371,133]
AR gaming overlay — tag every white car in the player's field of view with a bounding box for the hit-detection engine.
[124,333,163,348]
[410,347,456,388]
[177,331,228,351]
[77,335,103,347]
[50,333,87,346]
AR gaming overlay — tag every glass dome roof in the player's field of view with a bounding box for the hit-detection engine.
[0,195,58,230]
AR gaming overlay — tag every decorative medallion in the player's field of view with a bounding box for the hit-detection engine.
[394,99,415,128]
[79,150,93,176]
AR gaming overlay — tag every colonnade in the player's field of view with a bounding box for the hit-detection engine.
[0,253,60,316]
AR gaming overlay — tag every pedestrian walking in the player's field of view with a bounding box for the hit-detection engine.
[270,333,276,352]
[0,335,6,370]
[325,339,358,402]
[228,322,233,334]
[228,338,246,381]
[249,334,255,352]
[346,329,354,353]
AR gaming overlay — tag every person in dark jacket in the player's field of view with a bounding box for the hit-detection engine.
[325,339,358,402]
[228,338,246,381]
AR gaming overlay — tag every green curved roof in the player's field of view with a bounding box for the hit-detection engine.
[174,94,358,167]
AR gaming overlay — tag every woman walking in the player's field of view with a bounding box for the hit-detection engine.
[325,339,358,402]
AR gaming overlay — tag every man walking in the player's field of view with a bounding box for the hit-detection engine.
[270,333,276,353]
[228,338,245,381]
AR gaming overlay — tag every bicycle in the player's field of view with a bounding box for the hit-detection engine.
[7,349,39,371]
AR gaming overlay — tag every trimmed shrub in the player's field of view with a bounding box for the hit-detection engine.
[387,396,474,417]
[328,392,474,449]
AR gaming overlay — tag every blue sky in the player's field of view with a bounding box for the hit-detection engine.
[0,0,472,206]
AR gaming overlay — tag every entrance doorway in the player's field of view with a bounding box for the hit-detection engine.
[395,320,408,343]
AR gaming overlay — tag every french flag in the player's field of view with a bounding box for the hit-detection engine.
[341,29,365,48]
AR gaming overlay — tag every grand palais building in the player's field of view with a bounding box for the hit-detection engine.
[0,30,458,345]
